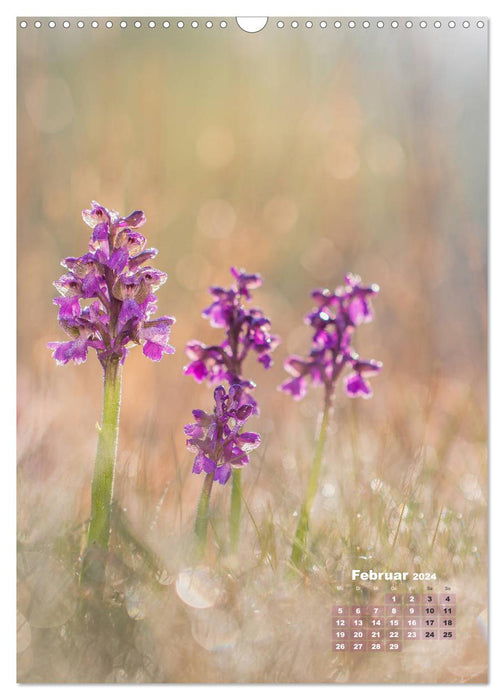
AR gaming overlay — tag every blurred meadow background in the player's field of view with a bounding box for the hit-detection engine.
[17,18,487,682]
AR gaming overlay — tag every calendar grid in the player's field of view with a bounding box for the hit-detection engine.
[332,593,456,652]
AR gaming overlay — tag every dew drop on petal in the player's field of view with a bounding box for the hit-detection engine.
[175,567,222,609]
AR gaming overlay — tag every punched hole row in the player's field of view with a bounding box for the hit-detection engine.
[20,19,229,29]
[19,18,486,30]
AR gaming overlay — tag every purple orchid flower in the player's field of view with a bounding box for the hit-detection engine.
[48,202,176,591]
[280,273,382,401]
[285,273,382,568]
[185,384,260,486]
[48,201,175,367]
[184,266,279,412]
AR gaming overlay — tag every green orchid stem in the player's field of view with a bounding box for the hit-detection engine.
[81,357,122,592]
[195,472,214,559]
[229,468,242,553]
[291,389,334,569]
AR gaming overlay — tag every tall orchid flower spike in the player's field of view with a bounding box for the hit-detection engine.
[185,385,260,556]
[184,267,279,553]
[48,202,175,592]
[280,274,382,568]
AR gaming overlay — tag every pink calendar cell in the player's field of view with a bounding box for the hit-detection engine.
[369,606,385,616]
[441,630,456,640]
[404,606,420,616]
[385,594,402,604]
[386,642,402,652]
[404,618,420,628]
[440,618,456,628]
[332,618,349,628]
[369,618,384,628]
[440,594,456,604]
[350,629,366,640]
[333,642,349,652]
[404,629,421,640]
[332,629,349,640]
[422,594,438,604]
[351,641,366,652]
[386,629,402,640]
[440,605,456,615]
[405,594,419,604]
[368,641,385,651]
[332,606,349,616]
[367,629,384,640]
[351,617,365,628]
[351,606,368,615]
[423,630,438,640]
[386,617,402,627]
[386,606,402,616]
[422,618,438,628]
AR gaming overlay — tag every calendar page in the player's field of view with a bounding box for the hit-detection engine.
[17,15,488,683]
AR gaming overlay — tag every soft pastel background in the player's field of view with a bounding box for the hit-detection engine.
[17,19,487,682]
